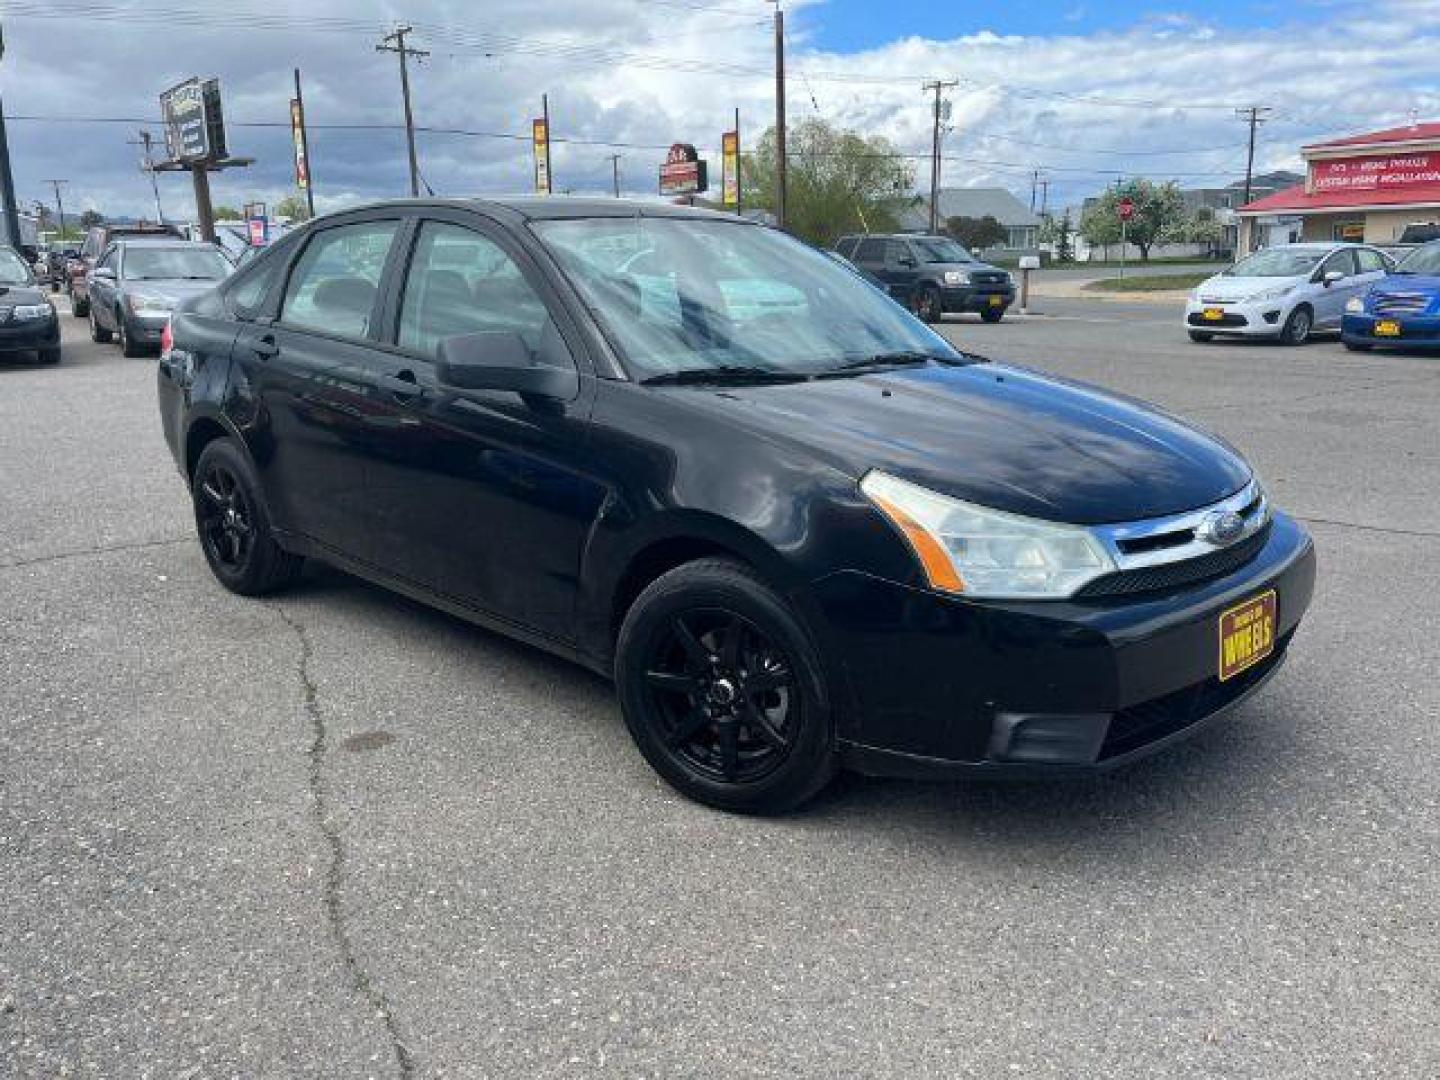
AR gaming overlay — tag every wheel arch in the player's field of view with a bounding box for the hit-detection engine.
[183,412,245,484]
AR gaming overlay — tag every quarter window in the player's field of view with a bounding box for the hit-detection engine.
[853,238,884,263]
[1356,248,1388,273]
[227,254,285,319]
[281,220,399,339]
[398,222,554,358]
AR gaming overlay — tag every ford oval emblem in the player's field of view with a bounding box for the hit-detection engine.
[1197,510,1246,547]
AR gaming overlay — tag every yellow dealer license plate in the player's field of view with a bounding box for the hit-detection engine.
[1218,590,1277,682]
[1203,307,1225,321]
[988,295,1004,307]
[1374,319,1401,337]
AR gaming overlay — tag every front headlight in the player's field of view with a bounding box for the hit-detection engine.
[861,471,1116,599]
[1344,296,1366,314]
[943,270,970,286]
[11,303,53,321]
[1247,284,1293,303]
[126,292,174,315]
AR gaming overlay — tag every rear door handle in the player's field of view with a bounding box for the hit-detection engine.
[377,370,424,401]
[252,333,278,359]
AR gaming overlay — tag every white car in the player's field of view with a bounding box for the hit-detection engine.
[1185,242,1393,345]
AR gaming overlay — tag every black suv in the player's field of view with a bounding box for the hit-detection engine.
[835,233,1015,322]
[158,198,1314,813]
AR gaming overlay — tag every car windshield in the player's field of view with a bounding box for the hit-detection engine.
[1226,248,1324,277]
[1397,244,1440,275]
[533,216,962,381]
[0,248,32,284]
[911,238,976,264]
[123,246,232,281]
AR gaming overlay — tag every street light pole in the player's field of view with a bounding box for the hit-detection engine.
[772,2,786,231]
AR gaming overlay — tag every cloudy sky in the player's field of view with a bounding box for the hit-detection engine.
[4,0,1439,223]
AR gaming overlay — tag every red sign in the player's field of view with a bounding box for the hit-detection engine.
[1117,197,1136,221]
[1311,152,1440,195]
[659,142,708,196]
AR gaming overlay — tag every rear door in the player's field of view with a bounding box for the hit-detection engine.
[882,239,920,301]
[851,237,887,289]
[89,245,120,328]
[229,215,406,558]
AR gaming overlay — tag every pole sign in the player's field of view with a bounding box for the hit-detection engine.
[290,98,310,189]
[160,77,227,164]
[721,131,739,207]
[247,215,268,246]
[532,119,552,194]
[1117,197,1136,221]
[659,143,708,197]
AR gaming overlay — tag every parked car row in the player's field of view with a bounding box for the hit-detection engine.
[0,244,62,364]
[82,238,234,356]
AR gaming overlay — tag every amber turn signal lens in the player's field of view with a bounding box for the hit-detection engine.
[868,493,966,594]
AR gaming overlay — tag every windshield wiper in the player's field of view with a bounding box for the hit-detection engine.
[640,364,810,386]
[815,351,936,377]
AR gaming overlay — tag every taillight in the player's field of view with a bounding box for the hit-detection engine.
[160,319,174,358]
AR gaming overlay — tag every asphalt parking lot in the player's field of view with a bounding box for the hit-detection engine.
[3,297,1437,1078]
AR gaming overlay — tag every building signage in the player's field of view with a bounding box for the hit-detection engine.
[721,131,739,207]
[1311,152,1440,195]
[290,98,310,189]
[660,143,708,196]
[160,77,227,164]
[532,119,552,195]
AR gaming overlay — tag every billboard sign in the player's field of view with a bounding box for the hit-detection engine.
[247,216,268,246]
[533,119,552,194]
[721,131,739,207]
[1311,152,1440,195]
[160,77,227,164]
[660,143,708,196]
[290,98,310,189]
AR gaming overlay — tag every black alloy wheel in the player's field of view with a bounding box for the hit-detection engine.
[616,558,836,813]
[912,285,942,323]
[191,439,303,595]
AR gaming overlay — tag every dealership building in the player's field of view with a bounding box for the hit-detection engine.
[1236,122,1440,249]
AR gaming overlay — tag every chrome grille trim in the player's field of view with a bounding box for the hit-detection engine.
[1088,480,1270,572]
[1372,292,1431,316]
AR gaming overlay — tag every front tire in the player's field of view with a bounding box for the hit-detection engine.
[192,438,303,596]
[1343,340,1373,352]
[1280,305,1313,345]
[1188,330,1214,343]
[980,306,1005,323]
[89,307,111,343]
[912,285,942,324]
[38,345,60,364]
[615,558,837,814]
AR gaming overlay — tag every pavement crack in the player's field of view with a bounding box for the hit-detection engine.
[275,603,415,1079]
[0,535,191,571]
[1294,515,1440,539]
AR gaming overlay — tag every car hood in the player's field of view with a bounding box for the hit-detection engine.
[122,279,223,305]
[930,260,1005,275]
[1198,273,1306,300]
[0,283,49,304]
[1374,272,1440,296]
[677,363,1251,525]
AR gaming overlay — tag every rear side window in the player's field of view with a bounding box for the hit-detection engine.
[854,238,884,262]
[884,240,912,265]
[281,220,398,339]
[1356,248,1388,273]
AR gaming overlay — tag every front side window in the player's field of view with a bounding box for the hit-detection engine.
[399,222,553,358]
[281,220,398,339]
[853,238,884,262]
[122,246,232,281]
[227,252,286,319]
[1320,250,1357,278]
[1398,243,1440,275]
[1356,248,1388,273]
[534,216,959,381]
[911,237,975,264]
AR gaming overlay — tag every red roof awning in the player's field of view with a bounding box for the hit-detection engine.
[1304,122,1440,152]
[1238,182,1440,215]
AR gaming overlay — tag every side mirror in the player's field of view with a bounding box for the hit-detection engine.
[897,256,917,268]
[436,330,578,400]
[1321,270,1344,287]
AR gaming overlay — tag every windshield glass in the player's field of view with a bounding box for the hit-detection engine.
[1398,244,1440,275]
[123,246,232,281]
[911,237,976,264]
[1226,248,1324,277]
[0,248,32,283]
[533,217,959,380]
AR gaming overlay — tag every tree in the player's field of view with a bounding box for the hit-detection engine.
[213,206,243,221]
[944,215,1007,251]
[275,194,310,222]
[742,119,916,248]
[1039,209,1076,262]
[1078,179,1184,261]
[78,209,105,230]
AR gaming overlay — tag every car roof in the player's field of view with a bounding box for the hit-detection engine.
[312,196,751,226]
[113,238,221,248]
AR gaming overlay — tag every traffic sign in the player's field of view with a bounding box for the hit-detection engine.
[1118,197,1136,221]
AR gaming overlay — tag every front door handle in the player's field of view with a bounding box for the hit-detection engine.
[252,333,278,359]
[377,370,424,402]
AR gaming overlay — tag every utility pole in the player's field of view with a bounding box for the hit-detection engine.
[1030,169,1040,213]
[0,26,21,251]
[606,154,621,197]
[1236,106,1272,206]
[923,79,958,234]
[1039,177,1050,217]
[772,3,786,231]
[127,130,165,223]
[377,25,428,197]
[46,179,68,241]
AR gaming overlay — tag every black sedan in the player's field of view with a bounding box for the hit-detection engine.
[0,245,61,363]
[157,198,1314,813]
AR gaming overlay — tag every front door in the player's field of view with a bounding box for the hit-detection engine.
[1311,249,1358,329]
[882,239,920,302]
[350,215,604,643]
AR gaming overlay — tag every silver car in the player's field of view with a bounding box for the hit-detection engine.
[1184,242,1393,345]
[86,239,234,356]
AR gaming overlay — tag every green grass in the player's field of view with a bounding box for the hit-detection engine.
[1079,256,1226,267]
[1084,272,1210,293]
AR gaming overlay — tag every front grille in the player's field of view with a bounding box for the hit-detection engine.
[1188,311,1248,327]
[1100,631,1292,759]
[972,272,1008,285]
[1076,522,1272,598]
[1372,292,1432,316]
[0,306,12,323]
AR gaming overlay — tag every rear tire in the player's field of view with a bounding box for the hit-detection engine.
[615,558,837,814]
[1280,305,1313,345]
[1188,330,1214,343]
[38,345,60,364]
[118,314,145,357]
[89,307,111,343]
[192,438,304,597]
[72,294,89,318]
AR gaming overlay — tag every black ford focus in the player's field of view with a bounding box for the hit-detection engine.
[157,198,1314,813]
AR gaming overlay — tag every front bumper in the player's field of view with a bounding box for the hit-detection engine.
[0,314,60,352]
[813,511,1316,777]
[1184,297,1288,336]
[941,284,1014,313]
[1342,312,1440,347]
[127,312,170,345]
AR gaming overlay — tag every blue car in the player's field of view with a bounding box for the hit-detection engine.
[1342,240,1440,350]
